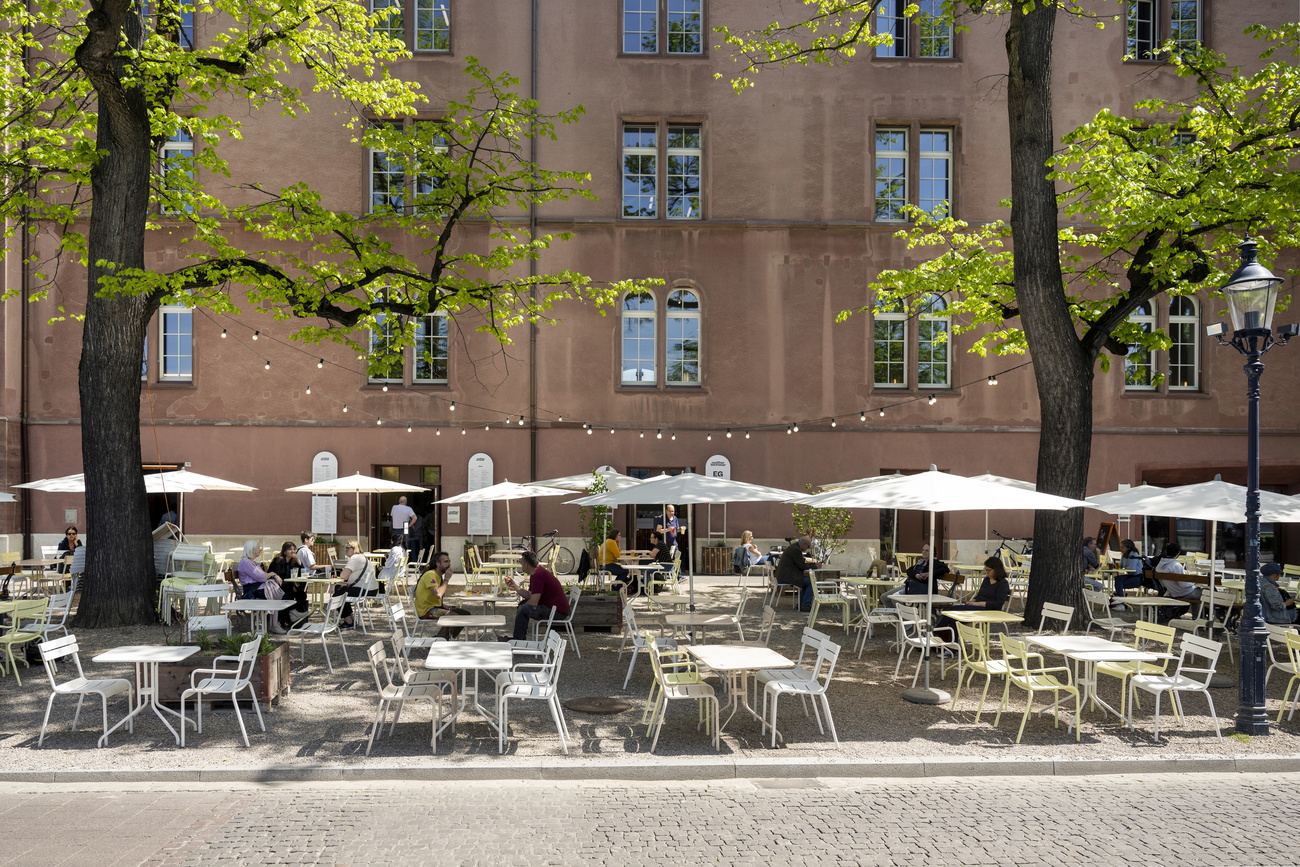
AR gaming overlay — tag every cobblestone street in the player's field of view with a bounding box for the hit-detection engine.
[2,772,1295,866]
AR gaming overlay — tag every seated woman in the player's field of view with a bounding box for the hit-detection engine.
[413,551,471,637]
[1113,538,1148,599]
[935,556,1012,643]
[331,540,375,629]
[640,530,675,593]
[738,530,774,569]
[598,529,634,593]
[237,540,271,600]
[378,532,406,592]
[57,525,82,574]
[267,541,310,631]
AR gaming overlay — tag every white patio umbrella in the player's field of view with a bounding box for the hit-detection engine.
[971,472,1036,555]
[567,472,801,610]
[799,468,1091,704]
[1087,477,1300,612]
[17,470,257,533]
[531,470,645,492]
[0,492,16,503]
[434,481,575,550]
[285,472,426,544]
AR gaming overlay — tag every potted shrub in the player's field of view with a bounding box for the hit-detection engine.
[154,632,291,708]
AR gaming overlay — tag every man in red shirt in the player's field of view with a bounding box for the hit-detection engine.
[504,550,571,640]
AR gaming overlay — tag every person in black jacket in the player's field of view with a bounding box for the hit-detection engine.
[936,557,1012,642]
[776,536,820,611]
[883,543,950,606]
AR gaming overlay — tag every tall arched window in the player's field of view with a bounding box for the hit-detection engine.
[917,293,950,387]
[1168,296,1199,390]
[1125,301,1156,389]
[665,289,700,384]
[621,291,657,385]
[873,300,907,387]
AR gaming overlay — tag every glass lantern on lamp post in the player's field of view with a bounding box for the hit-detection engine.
[1206,237,1297,735]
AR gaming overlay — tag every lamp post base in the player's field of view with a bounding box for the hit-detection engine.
[903,687,951,705]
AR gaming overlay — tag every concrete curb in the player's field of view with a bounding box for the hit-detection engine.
[7,755,1300,785]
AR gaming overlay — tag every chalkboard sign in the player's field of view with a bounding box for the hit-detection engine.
[1096,521,1120,557]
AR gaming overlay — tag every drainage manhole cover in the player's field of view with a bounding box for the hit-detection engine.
[564,697,633,715]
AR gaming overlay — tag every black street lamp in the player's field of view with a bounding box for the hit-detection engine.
[1206,237,1297,735]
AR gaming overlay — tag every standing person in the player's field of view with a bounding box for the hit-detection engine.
[656,504,680,553]
[503,550,570,641]
[390,496,416,547]
[414,551,472,637]
[776,535,820,611]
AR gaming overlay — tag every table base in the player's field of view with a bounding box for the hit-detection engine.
[99,662,195,747]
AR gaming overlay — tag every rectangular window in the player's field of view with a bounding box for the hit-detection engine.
[372,0,404,42]
[873,315,907,387]
[141,0,195,50]
[916,0,953,58]
[874,129,908,221]
[159,307,193,381]
[369,315,403,384]
[415,0,450,51]
[414,313,449,383]
[1168,319,1198,389]
[369,123,404,213]
[666,0,703,54]
[160,126,194,214]
[412,121,448,213]
[1127,0,1157,60]
[666,125,701,220]
[622,124,658,218]
[918,129,951,217]
[621,292,657,385]
[666,290,700,384]
[142,339,148,382]
[623,0,658,53]
[917,316,949,387]
[875,0,908,57]
[1170,1,1202,51]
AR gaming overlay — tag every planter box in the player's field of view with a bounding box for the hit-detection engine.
[153,641,291,708]
[571,593,622,632]
[698,546,732,575]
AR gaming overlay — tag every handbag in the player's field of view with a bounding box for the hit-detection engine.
[263,578,285,601]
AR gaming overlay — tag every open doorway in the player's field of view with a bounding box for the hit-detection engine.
[627,466,692,569]
[372,465,442,558]
[878,468,946,561]
[143,462,184,530]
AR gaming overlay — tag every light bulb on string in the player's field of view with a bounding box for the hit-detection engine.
[450,400,456,411]
[671,432,676,441]
[587,426,593,435]
[317,359,323,368]
[609,427,614,434]
[436,427,441,436]
[928,395,937,405]
[252,331,259,340]
[988,375,998,385]
[792,423,799,433]
[860,411,867,421]
[656,430,662,440]
[518,415,525,426]
[305,385,311,395]
[376,418,382,426]
[264,360,270,370]
[407,425,412,433]
[461,428,466,435]
[382,385,388,392]
[221,329,227,338]
[639,431,645,438]
[786,426,792,435]
[830,419,836,428]
[879,408,885,417]
[485,423,490,431]
[745,431,751,439]
[557,414,563,422]
[726,429,732,438]
[343,404,348,413]
[706,432,712,441]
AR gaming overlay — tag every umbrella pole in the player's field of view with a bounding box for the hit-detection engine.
[904,509,950,705]
[355,491,362,547]
[688,503,695,613]
[1206,520,1234,688]
[984,509,989,555]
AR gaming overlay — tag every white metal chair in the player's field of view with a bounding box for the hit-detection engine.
[756,626,831,725]
[364,642,448,756]
[1082,588,1130,641]
[730,604,776,648]
[552,585,583,658]
[1170,588,1235,662]
[807,576,850,631]
[36,635,134,748]
[765,568,799,610]
[159,543,211,624]
[387,632,457,730]
[39,591,75,642]
[179,637,265,747]
[893,604,959,684]
[762,636,841,748]
[1035,602,1074,634]
[617,604,661,688]
[496,631,570,754]
[182,584,233,641]
[1128,633,1224,742]
[0,598,49,685]
[287,592,349,673]
[851,585,898,657]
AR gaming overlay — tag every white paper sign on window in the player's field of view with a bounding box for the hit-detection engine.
[706,455,731,480]
[310,451,339,535]
[466,453,493,536]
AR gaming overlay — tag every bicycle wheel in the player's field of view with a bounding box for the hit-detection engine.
[553,546,576,575]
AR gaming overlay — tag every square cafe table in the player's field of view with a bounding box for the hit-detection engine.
[686,644,795,736]
[423,641,515,736]
[1023,634,1167,725]
[943,608,1024,642]
[222,599,295,635]
[93,645,198,746]
[1122,597,1190,623]
[434,614,505,640]
[665,612,740,644]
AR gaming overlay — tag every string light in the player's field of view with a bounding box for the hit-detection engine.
[609,427,614,434]
[928,395,937,405]
[376,418,382,426]
[518,415,525,426]
[879,408,885,417]
[484,423,490,430]
[221,329,227,338]
[343,404,348,412]
[407,425,412,433]
[706,432,712,440]
[557,414,563,422]
[786,425,792,435]
[793,423,799,433]
[988,375,998,385]
[317,359,323,368]
[830,419,836,428]
[587,426,593,435]
[436,427,441,435]
[860,411,867,421]
[264,360,270,370]
[671,432,676,441]
[305,385,311,395]
[656,429,662,439]
[726,429,732,438]
[640,431,645,438]
[745,431,751,439]
[252,331,259,340]
[450,400,456,411]
[461,428,466,435]
[382,385,388,392]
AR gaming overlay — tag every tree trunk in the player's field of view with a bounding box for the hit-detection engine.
[72,4,160,627]
[1004,3,1091,628]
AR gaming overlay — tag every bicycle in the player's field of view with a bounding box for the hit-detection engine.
[511,530,576,575]
[991,530,1033,564]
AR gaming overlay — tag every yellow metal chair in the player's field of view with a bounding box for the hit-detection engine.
[1276,631,1300,724]
[643,639,718,752]
[0,598,51,686]
[952,622,1012,720]
[994,634,1080,743]
[1095,620,1177,720]
[646,556,681,596]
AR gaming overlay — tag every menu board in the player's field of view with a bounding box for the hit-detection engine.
[466,453,493,536]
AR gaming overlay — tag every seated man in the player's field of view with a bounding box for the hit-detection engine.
[1154,542,1199,622]
[414,551,471,637]
[1082,536,1104,591]
[504,550,570,640]
[1262,562,1298,627]
[598,529,634,593]
[776,535,820,611]
[883,543,950,606]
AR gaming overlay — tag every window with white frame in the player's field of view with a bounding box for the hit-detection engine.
[159,125,194,214]
[140,0,194,50]
[159,307,193,381]
[1168,296,1199,390]
[622,0,703,55]
[873,301,907,387]
[1124,301,1156,389]
[623,121,703,220]
[1127,0,1158,59]
[875,124,953,221]
[1170,1,1202,51]
[665,289,700,384]
[621,291,657,385]
[368,315,403,383]
[876,0,952,58]
[414,312,449,383]
[412,121,448,213]
[370,0,450,51]
[369,122,405,213]
[368,119,447,214]
[917,294,950,387]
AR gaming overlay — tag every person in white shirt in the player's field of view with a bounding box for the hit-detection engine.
[1155,542,1199,623]
[295,531,327,574]
[390,497,416,542]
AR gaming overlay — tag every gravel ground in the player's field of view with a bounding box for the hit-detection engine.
[2,578,1298,770]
